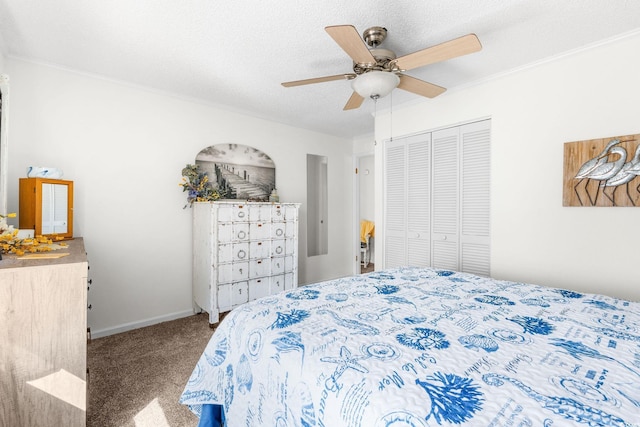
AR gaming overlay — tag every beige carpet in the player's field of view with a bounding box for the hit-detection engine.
[87,313,215,427]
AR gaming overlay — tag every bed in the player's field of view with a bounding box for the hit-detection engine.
[180,266,640,426]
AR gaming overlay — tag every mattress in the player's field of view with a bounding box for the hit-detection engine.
[180,266,640,426]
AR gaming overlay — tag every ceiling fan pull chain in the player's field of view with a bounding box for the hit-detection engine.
[373,95,378,146]
[389,90,393,143]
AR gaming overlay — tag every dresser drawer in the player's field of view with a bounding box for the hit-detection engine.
[218,261,249,283]
[249,240,270,259]
[270,274,285,294]
[249,258,270,278]
[250,204,272,222]
[218,242,249,263]
[285,221,296,238]
[271,257,285,275]
[271,240,286,257]
[249,277,269,300]
[285,239,296,256]
[283,205,298,221]
[284,272,296,290]
[249,222,270,240]
[217,204,249,222]
[218,222,249,242]
[272,222,286,239]
[272,205,285,221]
[284,255,295,272]
[218,281,249,312]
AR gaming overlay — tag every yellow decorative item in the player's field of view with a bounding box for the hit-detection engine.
[1,212,67,256]
[360,219,375,268]
[360,219,375,243]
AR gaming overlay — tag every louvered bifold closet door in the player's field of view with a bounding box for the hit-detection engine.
[384,139,407,267]
[460,120,491,276]
[384,120,490,273]
[406,135,431,267]
[431,127,459,270]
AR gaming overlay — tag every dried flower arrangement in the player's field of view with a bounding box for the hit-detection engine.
[180,164,221,208]
[0,213,66,256]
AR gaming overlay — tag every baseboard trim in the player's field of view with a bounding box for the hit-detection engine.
[90,309,197,339]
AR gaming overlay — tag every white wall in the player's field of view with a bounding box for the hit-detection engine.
[374,30,640,302]
[0,35,6,72]
[5,58,354,336]
[0,38,6,213]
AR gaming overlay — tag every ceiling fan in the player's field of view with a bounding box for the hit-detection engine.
[282,25,482,110]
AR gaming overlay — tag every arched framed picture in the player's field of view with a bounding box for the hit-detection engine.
[196,144,275,201]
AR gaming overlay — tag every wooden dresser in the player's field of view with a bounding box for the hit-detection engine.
[0,238,88,426]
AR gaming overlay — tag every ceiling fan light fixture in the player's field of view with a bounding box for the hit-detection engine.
[351,71,400,99]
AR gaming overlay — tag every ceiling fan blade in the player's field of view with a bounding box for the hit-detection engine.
[395,34,482,71]
[325,25,376,65]
[398,74,446,98]
[343,92,365,110]
[282,73,356,87]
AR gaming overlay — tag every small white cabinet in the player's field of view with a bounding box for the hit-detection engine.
[193,201,300,323]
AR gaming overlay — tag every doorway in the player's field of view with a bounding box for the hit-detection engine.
[355,153,375,274]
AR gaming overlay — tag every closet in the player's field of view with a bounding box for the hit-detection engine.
[384,119,490,276]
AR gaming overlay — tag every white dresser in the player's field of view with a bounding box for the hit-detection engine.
[192,201,300,324]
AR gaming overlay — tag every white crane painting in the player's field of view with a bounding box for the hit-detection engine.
[564,135,640,207]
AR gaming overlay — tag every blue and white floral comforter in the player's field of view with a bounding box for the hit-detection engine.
[180,267,640,427]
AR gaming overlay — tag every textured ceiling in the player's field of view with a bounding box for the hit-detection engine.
[0,1,639,138]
